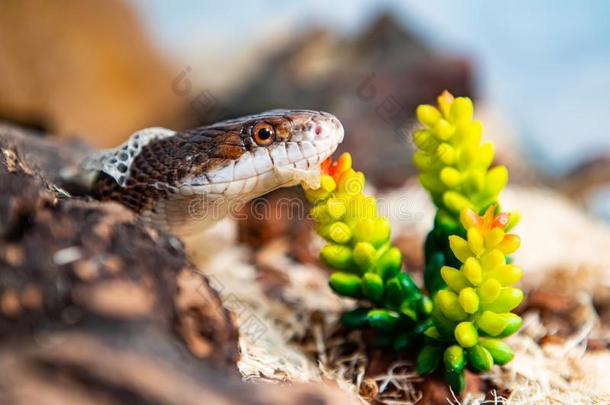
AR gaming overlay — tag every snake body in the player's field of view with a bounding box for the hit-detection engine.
[81,109,344,236]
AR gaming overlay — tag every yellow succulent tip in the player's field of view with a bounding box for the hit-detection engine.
[437,90,455,118]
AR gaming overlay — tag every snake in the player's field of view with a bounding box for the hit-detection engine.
[76,109,344,237]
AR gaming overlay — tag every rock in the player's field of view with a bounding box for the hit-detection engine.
[393,232,425,273]
[558,155,610,210]
[520,290,580,340]
[419,372,484,404]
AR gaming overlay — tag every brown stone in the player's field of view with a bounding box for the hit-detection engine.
[75,280,155,319]
[419,371,484,404]
[20,285,43,310]
[358,378,379,401]
[102,254,123,274]
[1,290,21,317]
[526,290,576,315]
[174,268,239,363]
[393,232,425,273]
[73,260,100,281]
[3,244,24,266]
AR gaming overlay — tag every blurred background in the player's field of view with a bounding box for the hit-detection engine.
[1,0,609,220]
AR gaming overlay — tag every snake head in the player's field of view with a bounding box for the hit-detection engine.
[183,109,345,198]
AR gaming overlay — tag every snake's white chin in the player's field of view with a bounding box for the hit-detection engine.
[272,150,329,190]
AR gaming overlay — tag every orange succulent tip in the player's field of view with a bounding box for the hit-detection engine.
[320,156,332,173]
[483,205,510,230]
[438,90,454,104]
[321,153,353,183]
[494,212,510,229]
[462,205,510,233]
[481,205,496,225]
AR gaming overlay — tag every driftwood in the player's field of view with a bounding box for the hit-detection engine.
[0,124,238,366]
[0,328,353,405]
[0,124,358,404]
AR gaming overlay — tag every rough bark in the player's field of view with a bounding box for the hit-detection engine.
[0,126,238,367]
[0,329,356,405]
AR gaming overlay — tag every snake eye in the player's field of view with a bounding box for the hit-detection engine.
[253,122,275,146]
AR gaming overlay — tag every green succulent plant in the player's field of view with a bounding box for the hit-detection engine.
[416,205,523,391]
[303,91,524,394]
[303,153,431,349]
[413,91,518,294]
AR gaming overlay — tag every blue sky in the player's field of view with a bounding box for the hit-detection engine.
[130,0,610,174]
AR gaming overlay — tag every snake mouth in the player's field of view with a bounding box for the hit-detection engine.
[178,139,340,198]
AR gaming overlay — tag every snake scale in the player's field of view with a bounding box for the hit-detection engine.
[78,109,344,236]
